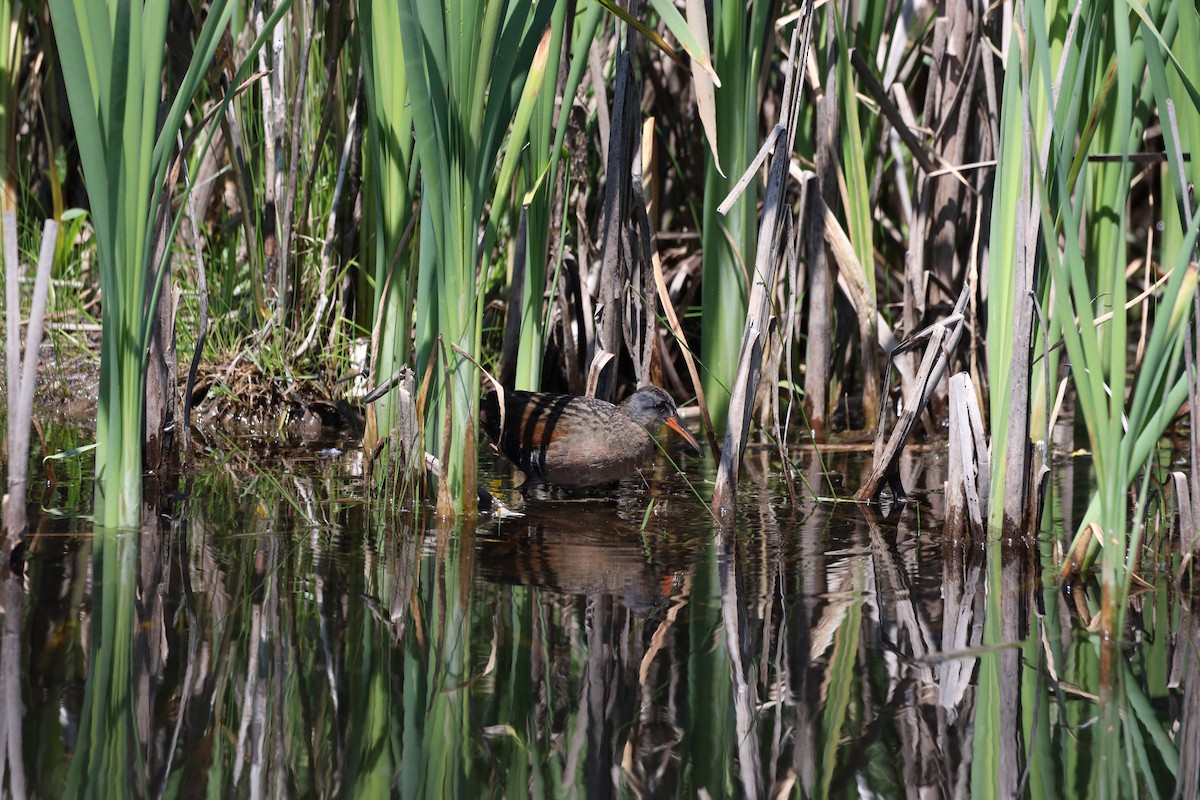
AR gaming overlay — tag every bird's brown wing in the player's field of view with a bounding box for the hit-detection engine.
[481,392,657,485]
[507,392,576,449]
[482,392,606,480]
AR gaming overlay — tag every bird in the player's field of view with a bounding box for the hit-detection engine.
[480,385,702,489]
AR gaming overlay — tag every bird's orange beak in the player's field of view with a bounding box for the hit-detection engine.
[665,415,703,455]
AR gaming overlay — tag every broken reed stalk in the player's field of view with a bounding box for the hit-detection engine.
[945,372,988,541]
[710,7,812,518]
[594,44,639,403]
[1169,471,1196,590]
[803,23,836,433]
[854,282,970,503]
[3,213,57,553]
[145,142,179,478]
[181,134,210,461]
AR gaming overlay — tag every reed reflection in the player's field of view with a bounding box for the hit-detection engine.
[0,450,1188,798]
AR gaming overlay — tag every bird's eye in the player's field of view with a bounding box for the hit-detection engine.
[656,402,667,413]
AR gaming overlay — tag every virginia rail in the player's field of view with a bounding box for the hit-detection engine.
[480,385,702,488]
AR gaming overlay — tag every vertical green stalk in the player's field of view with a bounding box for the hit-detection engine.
[1094,2,1136,703]
[512,4,567,392]
[1158,1,1200,264]
[400,529,473,797]
[360,0,416,480]
[49,0,237,529]
[971,541,1003,796]
[397,0,557,514]
[981,1,1197,792]
[985,6,1047,532]
[1034,0,1192,792]
[815,560,864,799]
[491,1,600,391]
[491,587,535,793]
[1024,544,1063,800]
[347,556,399,797]
[64,533,139,798]
[700,0,771,431]
[685,541,733,795]
[834,13,879,421]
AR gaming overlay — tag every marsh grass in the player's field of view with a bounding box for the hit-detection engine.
[13,0,1192,576]
[5,0,1199,791]
[47,0,242,528]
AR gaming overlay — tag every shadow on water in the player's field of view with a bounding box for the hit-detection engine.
[0,441,1197,798]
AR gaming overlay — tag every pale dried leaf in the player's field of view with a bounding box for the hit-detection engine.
[686,0,722,175]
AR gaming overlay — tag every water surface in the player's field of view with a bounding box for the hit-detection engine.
[0,440,1192,798]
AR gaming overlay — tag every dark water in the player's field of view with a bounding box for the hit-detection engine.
[0,439,1195,798]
